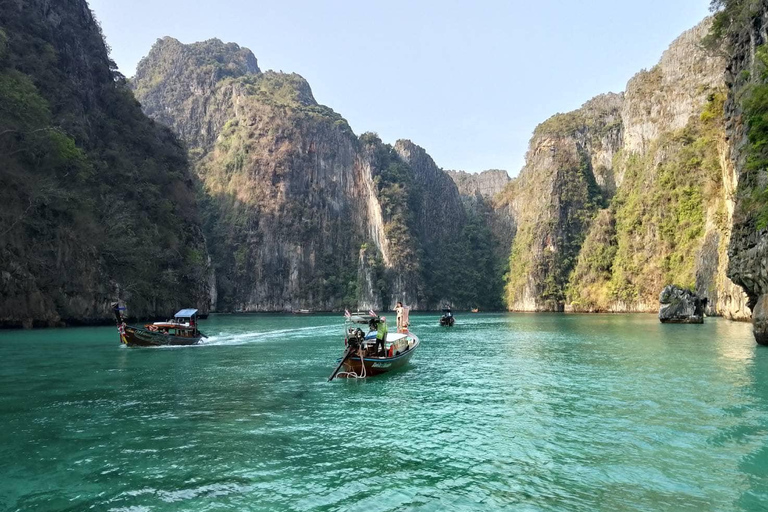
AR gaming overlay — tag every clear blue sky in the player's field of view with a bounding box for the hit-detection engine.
[90,0,712,176]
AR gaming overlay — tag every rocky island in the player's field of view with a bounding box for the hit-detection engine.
[659,285,707,324]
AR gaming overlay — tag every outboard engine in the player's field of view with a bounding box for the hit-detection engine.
[346,327,366,349]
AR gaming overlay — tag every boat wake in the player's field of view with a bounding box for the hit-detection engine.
[203,324,338,347]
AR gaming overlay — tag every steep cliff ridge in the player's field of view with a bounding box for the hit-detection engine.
[446,169,511,199]
[136,37,371,310]
[447,169,515,307]
[714,0,768,341]
[0,0,210,327]
[494,17,750,318]
[133,37,261,151]
[569,17,748,318]
[498,94,621,311]
[395,140,500,308]
[494,17,748,318]
[622,20,726,158]
[185,68,362,311]
[133,39,502,311]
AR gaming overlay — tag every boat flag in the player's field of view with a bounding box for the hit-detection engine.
[369,309,377,317]
[344,309,351,318]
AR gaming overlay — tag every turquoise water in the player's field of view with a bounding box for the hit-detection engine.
[1,313,767,511]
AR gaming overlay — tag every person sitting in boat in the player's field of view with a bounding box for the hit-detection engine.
[375,316,388,356]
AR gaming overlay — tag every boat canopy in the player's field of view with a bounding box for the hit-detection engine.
[175,309,198,318]
[364,332,408,342]
[348,313,375,324]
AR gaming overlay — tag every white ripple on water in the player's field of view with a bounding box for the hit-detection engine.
[203,324,338,347]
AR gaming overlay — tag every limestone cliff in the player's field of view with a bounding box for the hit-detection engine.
[135,39,367,311]
[500,18,749,318]
[447,169,515,307]
[568,18,748,319]
[0,0,210,327]
[446,170,511,199]
[497,94,622,311]
[714,0,768,342]
[132,39,501,311]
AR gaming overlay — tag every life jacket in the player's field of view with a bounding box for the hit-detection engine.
[388,344,395,358]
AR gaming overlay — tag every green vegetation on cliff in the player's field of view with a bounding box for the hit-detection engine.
[568,91,727,309]
[459,203,507,310]
[709,1,768,230]
[364,134,505,310]
[504,156,605,310]
[502,95,619,311]
[362,133,422,273]
[0,1,209,326]
[733,44,768,228]
[133,37,506,312]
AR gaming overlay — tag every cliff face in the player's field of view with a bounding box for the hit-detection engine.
[133,37,260,152]
[135,40,368,311]
[133,39,502,311]
[569,18,748,318]
[497,94,622,311]
[446,170,511,199]
[715,1,768,342]
[0,0,210,327]
[448,169,515,304]
[501,18,749,318]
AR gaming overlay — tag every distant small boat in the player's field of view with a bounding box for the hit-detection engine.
[440,307,455,327]
[113,304,206,347]
[471,308,479,313]
[294,309,312,314]
[328,312,419,380]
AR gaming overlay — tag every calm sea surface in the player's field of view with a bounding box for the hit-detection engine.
[1,313,767,511]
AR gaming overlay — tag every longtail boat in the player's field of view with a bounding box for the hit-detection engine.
[439,307,455,327]
[113,303,205,347]
[328,312,419,380]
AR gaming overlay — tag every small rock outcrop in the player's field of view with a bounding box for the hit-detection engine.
[659,285,707,324]
[753,296,768,346]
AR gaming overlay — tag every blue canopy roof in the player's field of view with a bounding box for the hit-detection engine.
[175,309,198,318]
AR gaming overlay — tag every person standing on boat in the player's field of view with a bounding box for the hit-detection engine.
[395,301,406,333]
[375,316,388,356]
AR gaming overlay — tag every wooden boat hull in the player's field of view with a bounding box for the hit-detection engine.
[341,338,420,377]
[121,326,202,347]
